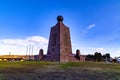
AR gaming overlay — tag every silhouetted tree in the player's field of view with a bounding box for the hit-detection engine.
[86,54,94,61]
[105,53,110,58]
[94,52,102,62]
[112,58,117,63]
[102,53,111,62]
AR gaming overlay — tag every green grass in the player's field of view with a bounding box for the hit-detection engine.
[0,74,5,80]
[0,61,120,80]
[60,62,120,70]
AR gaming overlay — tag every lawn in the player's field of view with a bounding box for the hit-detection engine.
[0,61,120,80]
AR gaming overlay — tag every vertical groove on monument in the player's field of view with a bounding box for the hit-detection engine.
[47,15,72,62]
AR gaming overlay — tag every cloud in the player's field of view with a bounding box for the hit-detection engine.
[27,36,48,45]
[81,24,95,36]
[0,39,27,46]
[0,36,48,55]
[87,24,95,30]
[0,36,48,46]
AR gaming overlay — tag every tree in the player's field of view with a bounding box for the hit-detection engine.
[94,52,102,62]
[105,53,110,58]
[103,53,111,61]
[86,54,94,61]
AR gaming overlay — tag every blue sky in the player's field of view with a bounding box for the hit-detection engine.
[0,0,120,57]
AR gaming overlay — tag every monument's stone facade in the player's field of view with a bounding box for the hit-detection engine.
[37,15,85,62]
[47,15,72,62]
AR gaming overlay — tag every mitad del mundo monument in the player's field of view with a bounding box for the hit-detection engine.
[36,15,85,62]
[0,15,85,62]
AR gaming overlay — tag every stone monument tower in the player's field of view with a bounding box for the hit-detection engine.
[47,15,72,62]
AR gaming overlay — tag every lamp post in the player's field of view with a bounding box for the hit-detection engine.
[26,46,28,61]
[9,52,11,61]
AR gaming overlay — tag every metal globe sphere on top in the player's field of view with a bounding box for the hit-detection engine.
[57,15,63,21]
